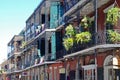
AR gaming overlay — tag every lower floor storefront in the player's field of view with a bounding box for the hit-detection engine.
[62,47,120,80]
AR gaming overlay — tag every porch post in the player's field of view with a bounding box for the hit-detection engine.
[94,49,98,80]
[39,8,41,25]
[94,0,98,80]
[75,57,80,80]
[45,32,49,61]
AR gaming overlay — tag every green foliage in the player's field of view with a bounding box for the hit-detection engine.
[63,24,75,51]
[107,30,120,43]
[63,16,92,51]
[63,38,74,51]
[0,69,4,74]
[63,24,92,51]
[76,32,91,44]
[63,25,91,50]
[106,7,120,26]
[65,24,76,37]
[21,41,26,48]
[81,16,92,29]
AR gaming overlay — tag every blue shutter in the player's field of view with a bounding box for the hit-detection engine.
[50,2,63,60]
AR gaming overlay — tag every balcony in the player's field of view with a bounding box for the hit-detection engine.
[18,54,53,69]
[26,22,50,44]
[7,35,23,59]
[56,29,120,59]
[35,23,50,37]
[7,51,14,58]
[7,47,23,59]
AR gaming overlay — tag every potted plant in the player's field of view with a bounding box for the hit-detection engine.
[63,24,92,50]
[63,38,74,51]
[76,31,91,44]
[20,41,26,48]
[65,24,76,37]
[106,7,120,26]
[63,24,76,50]
[107,30,120,43]
[80,16,92,30]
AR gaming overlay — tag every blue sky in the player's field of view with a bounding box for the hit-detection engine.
[0,0,41,63]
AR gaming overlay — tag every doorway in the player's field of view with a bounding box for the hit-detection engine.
[82,64,96,80]
[104,55,120,80]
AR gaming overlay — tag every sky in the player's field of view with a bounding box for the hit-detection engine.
[0,0,41,64]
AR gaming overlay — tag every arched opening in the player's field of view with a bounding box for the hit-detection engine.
[103,55,119,80]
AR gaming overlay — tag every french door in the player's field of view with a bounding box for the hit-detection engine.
[82,65,96,80]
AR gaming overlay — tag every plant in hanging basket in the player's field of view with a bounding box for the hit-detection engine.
[107,30,120,43]
[76,31,91,44]
[63,38,74,51]
[63,24,76,51]
[65,24,76,37]
[80,16,92,29]
[20,41,27,48]
[106,7,120,26]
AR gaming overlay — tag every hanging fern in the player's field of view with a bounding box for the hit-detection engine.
[65,24,76,37]
[63,38,74,51]
[106,7,120,26]
[76,31,91,44]
[20,41,26,48]
[107,30,120,43]
[80,16,92,29]
[63,18,92,50]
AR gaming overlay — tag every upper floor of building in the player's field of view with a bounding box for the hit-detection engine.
[6,0,120,72]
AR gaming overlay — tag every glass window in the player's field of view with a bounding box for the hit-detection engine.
[84,69,95,80]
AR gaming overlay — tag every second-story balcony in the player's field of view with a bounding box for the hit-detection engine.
[7,35,23,58]
[7,46,23,59]
[26,22,50,43]
[56,29,120,59]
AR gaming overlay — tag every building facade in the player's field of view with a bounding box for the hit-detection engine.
[2,0,120,80]
[0,60,8,80]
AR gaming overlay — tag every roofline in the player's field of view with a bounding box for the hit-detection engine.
[25,0,61,24]
[7,35,18,46]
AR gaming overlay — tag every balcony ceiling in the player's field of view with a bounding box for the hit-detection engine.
[13,36,23,42]
[8,35,23,45]
[79,0,110,16]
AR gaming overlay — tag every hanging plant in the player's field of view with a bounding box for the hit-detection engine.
[106,7,120,26]
[63,24,92,50]
[63,38,74,51]
[63,24,76,51]
[20,41,26,48]
[76,31,91,44]
[80,16,92,29]
[107,30,120,43]
[65,24,76,37]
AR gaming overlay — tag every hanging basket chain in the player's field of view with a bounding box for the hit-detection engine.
[113,0,119,8]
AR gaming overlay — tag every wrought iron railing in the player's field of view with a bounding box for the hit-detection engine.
[56,30,120,59]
